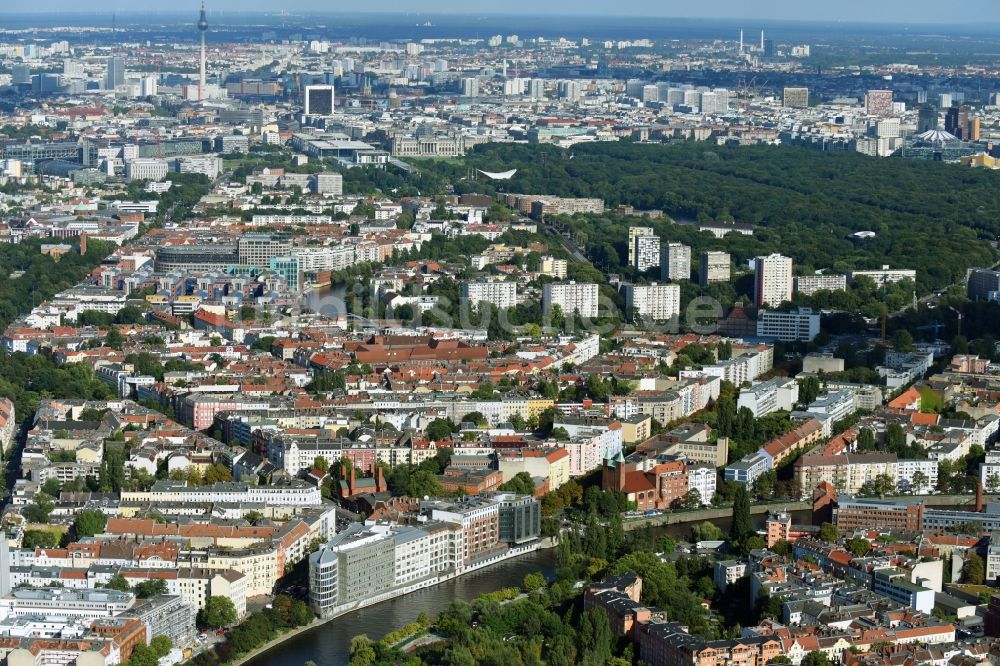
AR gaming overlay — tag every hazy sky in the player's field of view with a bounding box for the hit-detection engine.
[4,0,1000,23]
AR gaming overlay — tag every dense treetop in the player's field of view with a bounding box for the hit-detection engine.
[439,141,999,293]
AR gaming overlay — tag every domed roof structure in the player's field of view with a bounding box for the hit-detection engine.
[913,129,960,144]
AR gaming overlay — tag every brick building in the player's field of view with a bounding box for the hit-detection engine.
[601,451,690,511]
[834,496,925,533]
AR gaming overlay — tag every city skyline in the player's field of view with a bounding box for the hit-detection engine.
[1,1,1000,664]
[2,1,1000,25]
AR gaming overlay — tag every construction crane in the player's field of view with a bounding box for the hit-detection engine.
[949,306,964,339]
[736,76,768,109]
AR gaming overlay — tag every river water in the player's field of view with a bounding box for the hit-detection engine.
[245,510,811,666]
[246,548,557,666]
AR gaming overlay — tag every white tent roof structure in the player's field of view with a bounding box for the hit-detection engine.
[477,169,518,180]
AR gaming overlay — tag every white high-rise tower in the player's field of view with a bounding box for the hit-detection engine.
[197,2,208,101]
[739,29,743,53]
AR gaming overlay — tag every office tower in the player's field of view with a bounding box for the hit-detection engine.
[967,269,1000,301]
[967,116,981,141]
[753,254,793,308]
[238,234,293,266]
[528,79,544,100]
[641,85,659,104]
[945,105,967,138]
[699,91,720,114]
[699,90,728,114]
[875,118,900,138]
[461,77,479,97]
[105,56,125,89]
[661,243,691,282]
[739,29,744,53]
[783,87,809,108]
[700,251,731,286]
[916,90,928,104]
[864,90,893,117]
[304,85,335,116]
[32,74,62,94]
[716,89,730,112]
[558,80,582,101]
[197,1,208,100]
[543,282,599,318]
[683,89,701,109]
[763,39,775,58]
[503,78,525,96]
[140,75,158,97]
[632,235,660,272]
[760,29,765,50]
[626,79,644,98]
[627,227,654,265]
[11,64,31,85]
[938,93,953,109]
[623,283,681,321]
[62,59,84,78]
[917,106,938,132]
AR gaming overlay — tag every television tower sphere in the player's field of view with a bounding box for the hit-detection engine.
[198,3,208,32]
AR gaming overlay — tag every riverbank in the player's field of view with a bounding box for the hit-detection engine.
[227,621,322,666]
[228,541,540,666]
[621,500,811,531]
[620,493,983,532]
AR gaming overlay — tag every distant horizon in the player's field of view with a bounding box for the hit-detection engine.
[0,3,998,27]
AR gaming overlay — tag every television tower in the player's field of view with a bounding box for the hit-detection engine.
[197,1,208,100]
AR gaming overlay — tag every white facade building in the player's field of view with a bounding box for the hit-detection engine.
[463,281,518,310]
[700,251,731,285]
[737,378,799,418]
[124,158,169,182]
[687,463,716,505]
[661,242,691,281]
[896,459,938,494]
[623,283,681,321]
[543,282,599,318]
[756,308,821,342]
[632,235,660,272]
[754,254,793,308]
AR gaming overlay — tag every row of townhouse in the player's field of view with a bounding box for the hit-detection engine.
[794,451,938,498]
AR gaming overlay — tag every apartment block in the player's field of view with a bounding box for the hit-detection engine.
[462,281,518,309]
[542,281,599,318]
[623,283,681,321]
[660,242,691,282]
[700,251,731,286]
[756,308,821,342]
[753,254,793,308]
[794,274,847,296]
[632,234,661,272]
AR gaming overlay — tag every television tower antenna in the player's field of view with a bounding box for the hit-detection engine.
[198,1,209,101]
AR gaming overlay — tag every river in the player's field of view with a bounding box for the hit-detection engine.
[300,284,347,317]
[245,548,557,666]
[245,510,811,666]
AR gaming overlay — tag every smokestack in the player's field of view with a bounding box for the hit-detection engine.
[977,482,984,513]
[79,232,87,256]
